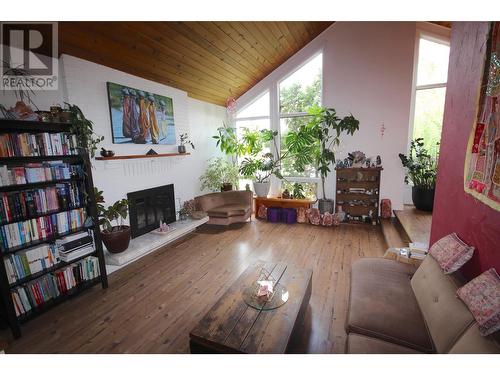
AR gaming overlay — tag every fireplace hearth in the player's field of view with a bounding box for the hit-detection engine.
[127,184,176,238]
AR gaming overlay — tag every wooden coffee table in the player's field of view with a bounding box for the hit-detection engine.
[189,261,312,354]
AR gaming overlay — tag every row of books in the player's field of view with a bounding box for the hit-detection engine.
[0,132,78,158]
[0,208,86,251]
[0,162,83,187]
[10,256,100,317]
[0,182,84,224]
[3,243,60,284]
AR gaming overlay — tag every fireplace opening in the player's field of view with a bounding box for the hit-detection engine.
[127,184,176,238]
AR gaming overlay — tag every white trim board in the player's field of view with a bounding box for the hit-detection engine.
[104,217,209,274]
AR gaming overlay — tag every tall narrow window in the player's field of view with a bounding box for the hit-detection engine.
[278,53,322,198]
[411,36,450,156]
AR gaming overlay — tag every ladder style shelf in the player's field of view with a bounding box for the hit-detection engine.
[0,119,108,338]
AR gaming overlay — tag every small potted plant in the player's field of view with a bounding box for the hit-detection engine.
[291,183,306,199]
[399,138,438,212]
[95,188,130,253]
[178,133,195,154]
[199,157,240,192]
[178,207,189,221]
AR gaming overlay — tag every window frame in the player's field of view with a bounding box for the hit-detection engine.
[233,50,324,197]
[277,51,323,185]
[407,31,450,152]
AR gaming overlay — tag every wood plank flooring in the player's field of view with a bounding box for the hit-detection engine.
[394,205,432,245]
[5,220,386,354]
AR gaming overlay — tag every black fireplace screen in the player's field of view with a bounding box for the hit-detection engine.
[127,184,176,238]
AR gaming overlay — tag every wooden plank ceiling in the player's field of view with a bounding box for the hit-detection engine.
[58,22,333,106]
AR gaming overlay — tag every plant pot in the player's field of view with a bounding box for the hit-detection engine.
[318,198,334,214]
[221,182,233,191]
[253,181,270,197]
[411,186,435,212]
[101,225,131,253]
[178,145,186,154]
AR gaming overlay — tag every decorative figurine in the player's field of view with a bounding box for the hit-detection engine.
[321,212,334,226]
[380,199,392,219]
[376,155,382,166]
[297,207,307,223]
[307,208,321,226]
[348,151,366,168]
[257,204,268,220]
[282,189,291,199]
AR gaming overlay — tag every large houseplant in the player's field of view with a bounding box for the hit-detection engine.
[65,103,104,158]
[214,124,283,197]
[285,105,359,213]
[94,188,130,253]
[200,157,240,192]
[399,138,438,212]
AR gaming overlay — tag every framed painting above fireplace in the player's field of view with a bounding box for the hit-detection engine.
[106,82,176,145]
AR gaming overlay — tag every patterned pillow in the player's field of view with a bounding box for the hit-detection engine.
[457,268,500,336]
[429,233,474,274]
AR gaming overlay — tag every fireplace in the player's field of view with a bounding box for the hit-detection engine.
[127,184,176,238]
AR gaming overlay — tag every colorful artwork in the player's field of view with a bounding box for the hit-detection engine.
[464,23,500,211]
[106,82,175,145]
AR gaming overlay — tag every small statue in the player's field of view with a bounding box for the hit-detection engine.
[297,207,307,223]
[332,213,342,226]
[376,155,382,166]
[307,208,321,226]
[321,212,334,226]
[348,151,366,168]
[257,204,267,220]
[282,189,291,199]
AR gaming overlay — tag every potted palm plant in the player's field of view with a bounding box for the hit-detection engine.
[214,124,283,197]
[285,105,359,213]
[399,138,438,212]
[95,188,130,253]
[200,157,240,192]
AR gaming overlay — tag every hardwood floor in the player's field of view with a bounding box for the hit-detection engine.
[5,220,386,354]
[394,205,432,245]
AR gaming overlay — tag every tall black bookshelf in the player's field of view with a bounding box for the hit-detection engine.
[0,118,108,338]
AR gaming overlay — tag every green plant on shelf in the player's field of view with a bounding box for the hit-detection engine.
[65,103,104,158]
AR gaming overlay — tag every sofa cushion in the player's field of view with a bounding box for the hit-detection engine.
[207,204,250,218]
[457,268,500,336]
[347,258,434,352]
[429,233,474,274]
[448,323,500,354]
[411,256,474,353]
[347,333,422,354]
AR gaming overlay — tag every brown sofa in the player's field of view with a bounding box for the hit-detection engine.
[194,190,253,225]
[345,256,500,353]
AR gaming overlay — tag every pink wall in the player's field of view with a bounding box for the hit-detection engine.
[430,22,500,279]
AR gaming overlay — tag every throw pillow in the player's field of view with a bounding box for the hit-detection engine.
[457,268,500,336]
[429,233,474,274]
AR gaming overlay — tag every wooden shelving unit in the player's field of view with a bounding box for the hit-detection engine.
[335,167,382,225]
[0,119,108,338]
